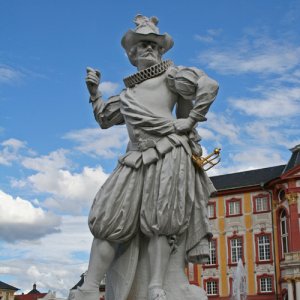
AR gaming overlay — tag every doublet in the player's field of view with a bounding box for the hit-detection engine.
[88,64,219,262]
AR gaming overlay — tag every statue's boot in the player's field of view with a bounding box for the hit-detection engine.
[74,287,100,300]
[148,287,167,300]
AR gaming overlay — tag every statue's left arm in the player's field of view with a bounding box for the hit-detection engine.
[188,70,219,122]
[168,66,219,132]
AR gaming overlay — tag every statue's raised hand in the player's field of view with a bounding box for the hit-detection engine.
[86,67,101,98]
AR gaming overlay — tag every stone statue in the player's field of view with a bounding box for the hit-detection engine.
[76,15,219,300]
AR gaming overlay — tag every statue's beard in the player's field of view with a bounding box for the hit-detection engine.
[137,54,161,69]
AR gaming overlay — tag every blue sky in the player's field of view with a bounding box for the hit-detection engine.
[0,0,299,297]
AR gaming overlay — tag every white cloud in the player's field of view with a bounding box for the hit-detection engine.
[0,66,23,83]
[197,127,215,141]
[197,35,300,75]
[2,139,112,214]
[21,149,70,172]
[10,178,27,188]
[194,29,222,43]
[17,149,109,214]
[230,147,286,171]
[195,35,214,43]
[0,138,26,165]
[203,112,240,143]
[245,120,300,148]
[35,166,108,214]
[2,138,26,149]
[230,86,300,118]
[1,215,92,297]
[64,127,128,159]
[273,68,300,85]
[99,81,120,96]
[0,190,61,242]
[207,146,286,177]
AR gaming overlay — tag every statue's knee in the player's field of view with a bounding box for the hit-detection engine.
[93,239,116,261]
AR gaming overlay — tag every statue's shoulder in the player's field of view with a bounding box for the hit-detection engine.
[166,65,205,100]
[166,65,205,78]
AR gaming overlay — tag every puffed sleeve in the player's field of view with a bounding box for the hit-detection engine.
[167,66,219,122]
[91,94,125,129]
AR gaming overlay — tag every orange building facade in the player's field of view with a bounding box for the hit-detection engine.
[187,145,300,300]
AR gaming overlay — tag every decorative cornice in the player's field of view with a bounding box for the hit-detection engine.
[283,276,300,282]
[123,60,173,88]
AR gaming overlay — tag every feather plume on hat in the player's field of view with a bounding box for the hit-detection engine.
[121,14,174,64]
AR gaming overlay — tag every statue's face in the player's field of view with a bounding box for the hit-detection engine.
[135,41,162,70]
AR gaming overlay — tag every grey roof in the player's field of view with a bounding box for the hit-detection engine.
[283,144,300,174]
[0,280,19,291]
[27,288,41,294]
[210,165,285,192]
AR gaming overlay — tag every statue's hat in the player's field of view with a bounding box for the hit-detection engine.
[121,15,174,56]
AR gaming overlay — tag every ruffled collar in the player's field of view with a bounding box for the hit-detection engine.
[123,60,173,88]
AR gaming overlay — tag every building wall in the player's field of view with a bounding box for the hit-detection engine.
[188,189,277,299]
[274,173,300,299]
[0,289,16,300]
[186,166,300,300]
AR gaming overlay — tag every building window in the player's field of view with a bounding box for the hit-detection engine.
[228,236,244,265]
[207,202,216,219]
[226,198,242,217]
[258,235,270,261]
[278,189,286,202]
[204,278,219,296]
[207,239,217,266]
[253,194,270,213]
[257,274,274,294]
[207,281,218,295]
[260,277,272,292]
[280,209,289,256]
[231,238,243,263]
[255,233,272,263]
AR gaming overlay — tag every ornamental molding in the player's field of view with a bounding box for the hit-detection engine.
[286,192,298,205]
[283,276,293,283]
[283,276,300,282]
[256,265,273,273]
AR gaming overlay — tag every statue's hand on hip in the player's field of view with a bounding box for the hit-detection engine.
[173,117,196,133]
[86,67,101,98]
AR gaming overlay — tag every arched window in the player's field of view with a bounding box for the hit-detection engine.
[280,209,289,255]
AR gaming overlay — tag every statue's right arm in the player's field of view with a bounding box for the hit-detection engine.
[91,94,124,129]
[86,67,124,129]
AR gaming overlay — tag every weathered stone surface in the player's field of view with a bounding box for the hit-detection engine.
[76,14,218,300]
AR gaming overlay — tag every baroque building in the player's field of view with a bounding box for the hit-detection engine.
[15,284,61,300]
[0,281,19,300]
[187,144,300,300]
[15,283,47,300]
